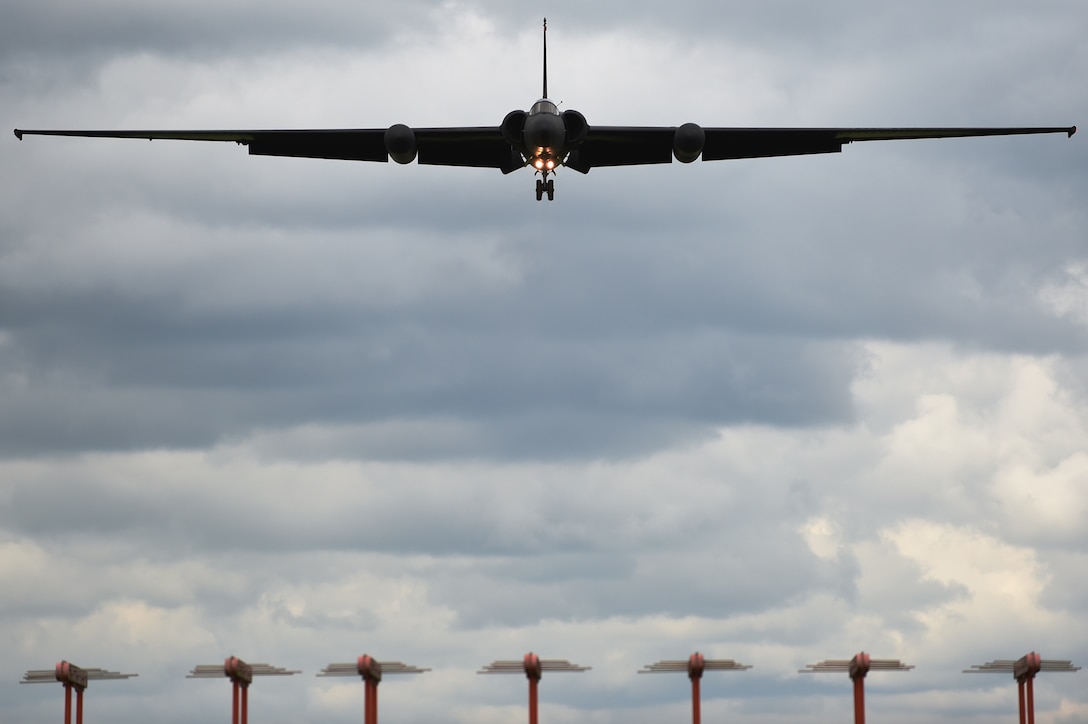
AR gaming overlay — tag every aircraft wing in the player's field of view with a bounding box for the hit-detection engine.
[565,125,1076,172]
[15,124,1074,173]
[13,126,521,171]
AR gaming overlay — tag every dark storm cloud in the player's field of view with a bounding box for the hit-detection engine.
[0,1,435,64]
[2,147,1082,459]
[0,231,863,458]
[2,144,882,459]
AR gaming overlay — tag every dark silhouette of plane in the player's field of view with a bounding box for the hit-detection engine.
[14,19,1076,201]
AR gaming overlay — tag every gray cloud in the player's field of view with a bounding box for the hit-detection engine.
[2,2,1086,722]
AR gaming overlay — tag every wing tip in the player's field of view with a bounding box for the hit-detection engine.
[14,129,23,140]
[1070,126,1077,138]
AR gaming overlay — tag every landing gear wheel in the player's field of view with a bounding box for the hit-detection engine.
[535,179,544,201]
[546,179,554,201]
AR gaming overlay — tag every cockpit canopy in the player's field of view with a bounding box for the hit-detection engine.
[530,99,559,116]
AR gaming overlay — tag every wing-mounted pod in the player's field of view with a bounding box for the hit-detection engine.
[500,110,529,173]
[562,109,588,147]
[384,124,417,164]
[501,110,528,146]
[673,122,705,163]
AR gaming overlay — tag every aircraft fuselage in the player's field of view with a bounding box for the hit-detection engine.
[524,99,565,171]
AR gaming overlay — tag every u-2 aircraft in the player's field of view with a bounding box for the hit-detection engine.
[14,19,1076,201]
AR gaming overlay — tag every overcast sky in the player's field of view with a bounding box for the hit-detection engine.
[2,1,1086,722]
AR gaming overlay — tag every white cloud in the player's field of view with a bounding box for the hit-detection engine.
[1040,262,1088,327]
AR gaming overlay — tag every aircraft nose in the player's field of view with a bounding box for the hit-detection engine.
[524,113,565,152]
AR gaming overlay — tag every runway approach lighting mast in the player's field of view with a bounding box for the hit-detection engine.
[800,652,913,724]
[187,656,300,724]
[478,652,590,724]
[964,652,1081,724]
[317,655,430,724]
[20,661,137,724]
[639,652,751,724]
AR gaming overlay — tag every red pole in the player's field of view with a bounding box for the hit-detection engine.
[241,684,249,724]
[1025,676,1035,724]
[852,674,865,724]
[691,675,701,724]
[75,688,84,724]
[373,681,379,724]
[847,652,872,724]
[232,680,240,724]
[686,652,706,724]
[528,676,538,724]
[366,679,375,724]
[1018,679,1026,724]
[64,683,72,724]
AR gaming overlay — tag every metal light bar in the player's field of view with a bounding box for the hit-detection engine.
[21,664,139,686]
[20,662,137,724]
[964,659,1081,674]
[479,659,591,674]
[800,659,914,673]
[799,653,912,724]
[963,652,1080,724]
[187,662,302,678]
[640,659,752,673]
[478,660,528,673]
[188,664,232,679]
[479,653,590,724]
[84,668,138,680]
[252,664,301,675]
[188,657,300,724]
[318,655,430,724]
[638,653,751,724]
[318,661,431,676]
